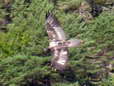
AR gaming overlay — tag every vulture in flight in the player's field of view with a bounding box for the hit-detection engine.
[45,13,83,71]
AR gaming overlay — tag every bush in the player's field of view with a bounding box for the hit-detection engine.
[0,0,114,86]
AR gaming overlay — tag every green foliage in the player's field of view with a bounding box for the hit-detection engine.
[57,0,84,10]
[94,0,114,4]
[0,0,53,57]
[54,82,80,86]
[0,0,114,86]
[0,54,52,86]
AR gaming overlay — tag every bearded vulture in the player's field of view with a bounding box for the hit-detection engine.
[45,13,83,71]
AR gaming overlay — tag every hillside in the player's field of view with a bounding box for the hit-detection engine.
[0,0,114,86]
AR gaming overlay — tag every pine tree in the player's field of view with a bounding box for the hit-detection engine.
[0,0,114,86]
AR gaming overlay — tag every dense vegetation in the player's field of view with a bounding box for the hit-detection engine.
[0,0,114,86]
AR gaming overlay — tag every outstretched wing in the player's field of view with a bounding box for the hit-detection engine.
[51,48,68,71]
[66,39,83,48]
[45,13,66,41]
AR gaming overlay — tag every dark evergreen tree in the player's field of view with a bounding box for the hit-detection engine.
[0,0,114,86]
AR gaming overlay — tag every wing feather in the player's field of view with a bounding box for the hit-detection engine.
[67,39,82,48]
[51,48,68,71]
[45,13,66,41]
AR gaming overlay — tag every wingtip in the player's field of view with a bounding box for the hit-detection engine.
[46,11,53,19]
[51,60,68,71]
[45,12,60,27]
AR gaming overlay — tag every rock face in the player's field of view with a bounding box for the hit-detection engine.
[79,1,93,22]
[56,0,114,22]
[79,0,114,21]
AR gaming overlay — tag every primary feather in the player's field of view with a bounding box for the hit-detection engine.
[45,13,66,41]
